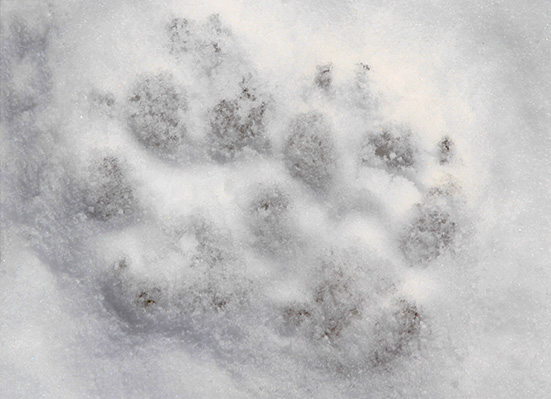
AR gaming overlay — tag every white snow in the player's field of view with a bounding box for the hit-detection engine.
[1,0,550,398]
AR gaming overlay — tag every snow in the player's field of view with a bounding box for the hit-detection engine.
[1,0,550,398]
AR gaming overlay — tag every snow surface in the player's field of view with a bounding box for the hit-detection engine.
[1,0,550,398]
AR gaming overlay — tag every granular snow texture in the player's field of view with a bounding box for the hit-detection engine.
[1,1,550,398]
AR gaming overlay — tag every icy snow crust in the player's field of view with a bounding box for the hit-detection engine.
[1,0,550,398]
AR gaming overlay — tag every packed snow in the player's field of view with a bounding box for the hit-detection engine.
[1,0,550,398]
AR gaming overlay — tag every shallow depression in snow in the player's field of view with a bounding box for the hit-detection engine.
[1,0,550,398]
